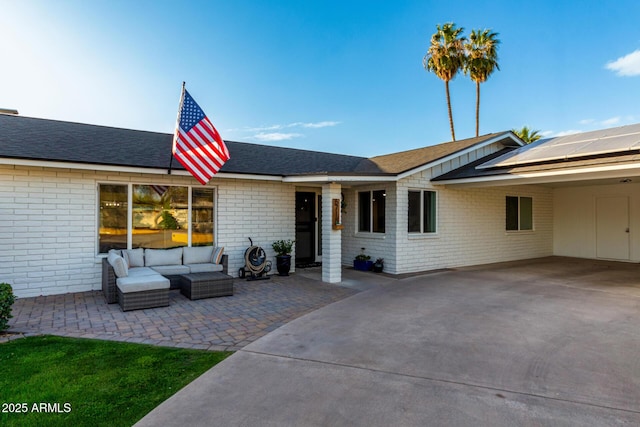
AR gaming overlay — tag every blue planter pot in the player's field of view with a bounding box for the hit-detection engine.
[353,260,373,271]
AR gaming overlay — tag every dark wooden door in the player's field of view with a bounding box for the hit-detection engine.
[295,192,316,264]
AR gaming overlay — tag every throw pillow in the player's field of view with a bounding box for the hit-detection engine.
[183,246,214,264]
[107,253,129,278]
[123,248,145,268]
[211,247,224,264]
[145,247,183,267]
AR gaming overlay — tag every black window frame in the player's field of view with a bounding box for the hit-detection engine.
[506,196,533,231]
[358,189,386,233]
[408,190,437,234]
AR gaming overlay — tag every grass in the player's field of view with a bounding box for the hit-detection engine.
[0,335,232,427]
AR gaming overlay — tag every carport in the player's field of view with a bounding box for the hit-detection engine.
[433,124,640,263]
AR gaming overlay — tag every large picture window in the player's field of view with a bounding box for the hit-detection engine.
[408,190,436,233]
[506,196,533,231]
[98,184,215,253]
[132,185,188,249]
[358,190,385,233]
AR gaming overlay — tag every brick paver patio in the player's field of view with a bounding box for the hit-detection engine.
[5,271,359,351]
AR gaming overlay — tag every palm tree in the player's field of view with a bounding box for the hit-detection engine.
[423,23,466,141]
[464,29,500,137]
[512,126,542,144]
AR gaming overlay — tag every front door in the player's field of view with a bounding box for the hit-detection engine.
[295,192,316,265]
[596,196,630,260]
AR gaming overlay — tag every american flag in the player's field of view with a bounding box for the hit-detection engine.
[172,87,230,185]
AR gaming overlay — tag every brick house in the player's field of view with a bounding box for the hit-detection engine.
[1,113,639,297]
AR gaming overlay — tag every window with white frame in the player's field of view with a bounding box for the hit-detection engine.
[506,196,533,231]
[98,184,215,253]
[358,190,386,233]
[408,190,437,233]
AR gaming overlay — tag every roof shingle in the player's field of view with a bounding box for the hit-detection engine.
[0,114,514,178]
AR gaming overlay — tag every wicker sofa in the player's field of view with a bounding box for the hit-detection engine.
[102,246,228,311]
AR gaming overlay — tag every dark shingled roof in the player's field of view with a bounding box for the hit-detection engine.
[0,114,373,176]
[0,114,513,178]
[359,132,514,174]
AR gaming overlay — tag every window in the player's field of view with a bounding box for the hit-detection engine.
[98,184,215,253]
[98,184,128,252]
[192,188,215,246]
[408,190,436,233]
[132,185,188,249]
[358,190,386,233]
[506,196,533,231]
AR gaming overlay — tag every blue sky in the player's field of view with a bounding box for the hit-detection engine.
[2,0,640,156]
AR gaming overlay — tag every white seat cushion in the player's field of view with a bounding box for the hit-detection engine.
[183,246,214,264]
[186,263,224,273]
[150,265,191,275]
[116,275,169,293]
[127,267,160,277]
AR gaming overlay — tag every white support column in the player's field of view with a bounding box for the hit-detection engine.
[322,182,342,283]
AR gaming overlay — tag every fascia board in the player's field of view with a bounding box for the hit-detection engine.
[434,162,640,187]
[0,158,283,181]
[282,174,397,183]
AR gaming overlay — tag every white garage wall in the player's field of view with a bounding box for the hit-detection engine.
[554,182,640,262]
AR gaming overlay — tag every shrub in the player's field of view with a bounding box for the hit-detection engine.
[355,247,370,261]
[0,282,16,332]
[272,240,295,256]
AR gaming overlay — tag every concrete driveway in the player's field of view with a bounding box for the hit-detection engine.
[136,257,640,426]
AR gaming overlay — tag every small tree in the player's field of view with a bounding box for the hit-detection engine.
[512,126,542,144]
[0,283,16,332]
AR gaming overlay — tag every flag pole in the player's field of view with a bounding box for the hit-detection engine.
[169,82,186,175]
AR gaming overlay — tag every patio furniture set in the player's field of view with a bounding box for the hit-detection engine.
[102,246,234,311]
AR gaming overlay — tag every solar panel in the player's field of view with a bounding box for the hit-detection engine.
[478,123,640,169]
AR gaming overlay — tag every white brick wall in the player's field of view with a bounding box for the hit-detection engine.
[395,173,553,273]
[0,165,98,297]
[1,145,554,296]
[216,178,295,278]
[341,159,554,274]
[0,165,295,298]
[321,183,342,282]
[341,184,397,270]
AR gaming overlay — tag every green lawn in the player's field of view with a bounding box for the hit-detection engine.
[0,335,232,427]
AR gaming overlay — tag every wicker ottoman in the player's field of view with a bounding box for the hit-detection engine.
[180,272,234,300]
[116,275,170,311]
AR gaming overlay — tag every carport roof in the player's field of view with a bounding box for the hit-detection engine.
[433,124,640,186]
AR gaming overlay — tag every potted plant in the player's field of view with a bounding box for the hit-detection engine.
[272,240,295,276]
[373,258,384,273]
[353,248,373,271]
